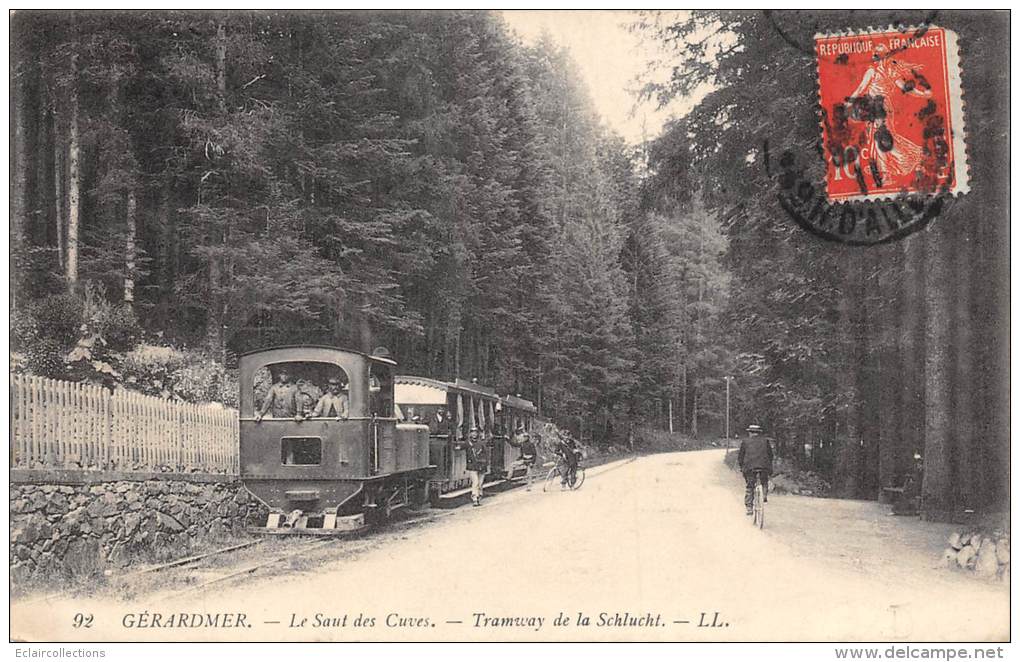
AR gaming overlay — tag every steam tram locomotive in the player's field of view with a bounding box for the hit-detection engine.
[238,345,433,532]
[394,376,540,503]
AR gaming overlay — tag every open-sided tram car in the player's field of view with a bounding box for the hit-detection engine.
[239,346,433,532]
[394,376,539,503]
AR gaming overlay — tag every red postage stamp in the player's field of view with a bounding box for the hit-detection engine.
[816,26,969,202]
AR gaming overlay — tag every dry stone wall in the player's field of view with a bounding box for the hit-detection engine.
[941,528,1010,583]
[10,472,267,583]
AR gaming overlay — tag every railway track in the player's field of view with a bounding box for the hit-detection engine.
[157,458,638,599]
[154,508,458,601]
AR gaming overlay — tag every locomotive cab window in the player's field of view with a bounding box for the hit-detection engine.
[281,437,322,465]
[253,361,350,419]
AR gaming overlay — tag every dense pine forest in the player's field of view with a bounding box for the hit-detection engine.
[10,10,1009,519]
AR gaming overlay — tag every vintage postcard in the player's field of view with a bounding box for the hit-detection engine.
[7,8,1010,656]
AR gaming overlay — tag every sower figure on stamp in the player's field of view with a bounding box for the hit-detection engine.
[738,424,774,515]
[848,43,932,183]
[466,426,488,507]
[256,368,303,422]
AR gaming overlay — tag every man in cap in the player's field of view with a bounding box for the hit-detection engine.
[465,426,488,506]
[256,367,303,422]
[312,376,349,420]
[738,424,774,515]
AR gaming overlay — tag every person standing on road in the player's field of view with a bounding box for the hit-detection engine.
[466,426,488,507]
[509,426,538,491]
[738,424,774,515]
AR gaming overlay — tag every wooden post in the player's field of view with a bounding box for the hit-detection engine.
[82,383,91,467]
[34,377,44,466]
[102,387,112,469]
[178,402,187,471]
[232,409,239,474]
[184,403,192,470]
[13,375,22,466]
[64,381,72,466]
[46,379,58,465]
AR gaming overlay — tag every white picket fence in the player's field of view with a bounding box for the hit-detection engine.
[10,374,238,473]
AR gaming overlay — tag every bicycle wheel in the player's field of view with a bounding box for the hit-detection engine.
[753,482,765,529]
[569,466,586,490]
[542,467,559,492]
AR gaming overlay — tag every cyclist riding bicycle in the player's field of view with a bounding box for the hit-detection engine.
[738,424,774,516]
[554,436,581,489]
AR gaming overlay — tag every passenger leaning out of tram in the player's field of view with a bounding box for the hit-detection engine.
[312,376,349,420]
[256,368,303,422]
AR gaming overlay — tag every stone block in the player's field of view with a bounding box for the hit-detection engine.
[996,539,1010,564]
[976,540,1000,578]
[155,512,185,533]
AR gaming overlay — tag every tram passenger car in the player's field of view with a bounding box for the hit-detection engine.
[394,376,539,503]
[239,346,432,531]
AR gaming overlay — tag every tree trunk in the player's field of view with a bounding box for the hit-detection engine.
[206,19,228,356]
[124,189,137,304]
[691,390,699,438]
[155,184,171,327]
[53,108,64,270]
[216,21,228,113]
[358,295,373,354]
[921,221,953,521]
[877,314,900,496]
[11,60,28,308]
[35,89,51,250]
[950,219,975,508]
[66,62,81,291]
[835,256,861,497]
[898,235,925,478]
[680,362,687,434]
[859,253,880,497]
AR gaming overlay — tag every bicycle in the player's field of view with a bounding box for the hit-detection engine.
[752,469,766,529]
[542,458,586,492]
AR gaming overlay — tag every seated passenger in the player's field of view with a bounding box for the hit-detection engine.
[256,368,303,422]
[312,376,349,420]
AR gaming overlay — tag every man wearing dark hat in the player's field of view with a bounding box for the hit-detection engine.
[466,426,488,506]
[256,367,303,422]
[553,435,580,488]
[738,424,774,515]
[312,376,349,420]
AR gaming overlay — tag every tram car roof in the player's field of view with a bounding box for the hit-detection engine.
[394,375,498,404]
[502,393,538,414]
[239,344,398,365]
[395,375,538,412]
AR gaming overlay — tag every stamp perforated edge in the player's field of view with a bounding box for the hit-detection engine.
[812,24,971,204]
